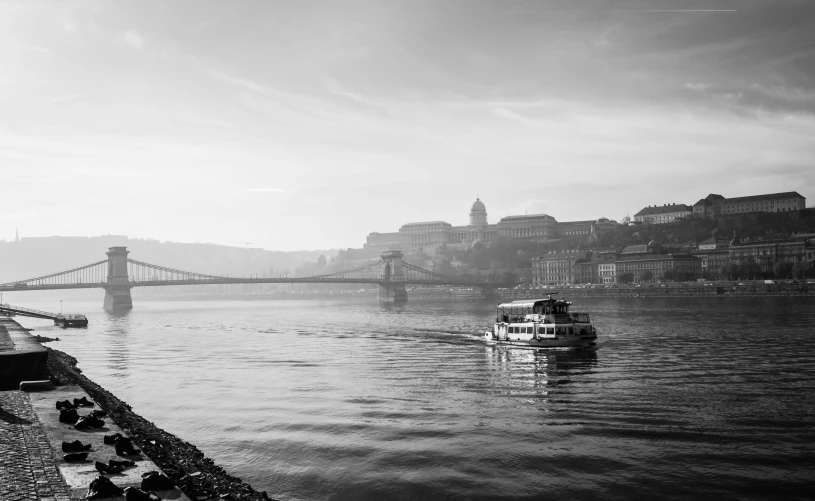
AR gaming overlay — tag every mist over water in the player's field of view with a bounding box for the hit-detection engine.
[17,297,815,500]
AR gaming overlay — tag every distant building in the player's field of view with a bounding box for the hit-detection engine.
[728,238,814,274]
[597,259,617,284]
[693,192,806,218]
[532,250,590,286]
[633,204,693,224]
[364,197,609,251]
[615,254,702,282]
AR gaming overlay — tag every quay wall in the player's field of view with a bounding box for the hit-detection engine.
[0,318,48,390]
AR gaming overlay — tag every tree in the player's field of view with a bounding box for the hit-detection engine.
[316,254,327,269]
[792,261,812,279]
[663,268,676,282]
[434,257,456,277]
[618,272,634,283]
[773,261,793,279]
[726,264,739,280]
[640,270,653,282]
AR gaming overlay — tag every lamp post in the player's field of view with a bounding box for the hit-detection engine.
[60,300,63,315]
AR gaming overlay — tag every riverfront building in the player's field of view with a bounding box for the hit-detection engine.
[633,204,693,224]
[364,198,610,251]
[693,192,806,218]
[632,191,807,225]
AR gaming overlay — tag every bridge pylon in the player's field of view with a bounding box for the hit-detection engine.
[379,250,407,304]
[103,246,132,312]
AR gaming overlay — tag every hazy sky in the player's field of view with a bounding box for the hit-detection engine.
[1,0,814,251]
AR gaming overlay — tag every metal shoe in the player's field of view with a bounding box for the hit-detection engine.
[59,408,79,424]
[104,433,123,445]
[75,415,105,429]
[61,440,92,452]
[86,475,124,499]
[140,471,175,491]
[63,452,89,462]
[74,396,95,407]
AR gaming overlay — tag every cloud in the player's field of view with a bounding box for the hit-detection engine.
[121,30,144,50]
[323,77,395,115]
[685,82,711,91]
[205,68,271,95]
[244,188,289,193]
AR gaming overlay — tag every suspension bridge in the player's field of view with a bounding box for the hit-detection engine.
[0,247,509,310]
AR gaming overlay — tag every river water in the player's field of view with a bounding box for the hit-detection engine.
[15,297,815,500]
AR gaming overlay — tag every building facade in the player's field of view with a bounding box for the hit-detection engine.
[532,250,590,286]
[633,204,693,224]
[615,254,702,282]
[597,260,616,284]
[364,198,610,251]
[693,191,806,218]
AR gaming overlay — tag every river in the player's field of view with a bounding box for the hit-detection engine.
[15,296,815,500]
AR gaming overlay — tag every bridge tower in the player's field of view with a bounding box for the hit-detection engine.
[103,246,133,312]
[379,250,407,304]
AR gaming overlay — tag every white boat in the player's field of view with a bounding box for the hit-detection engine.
[484,294,597,348]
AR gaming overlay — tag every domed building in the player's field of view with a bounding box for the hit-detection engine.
[469,198,488,226]
[363,196,580,251]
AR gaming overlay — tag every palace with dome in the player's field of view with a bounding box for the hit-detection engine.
[364,198,613,251]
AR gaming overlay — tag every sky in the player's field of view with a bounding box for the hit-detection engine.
[1,0,814,251]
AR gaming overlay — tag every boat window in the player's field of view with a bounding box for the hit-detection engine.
[556,327,564,335]
[568,327,574,335]
[521,327,528,334]
[546,327,554,335]
[538,327,545,335]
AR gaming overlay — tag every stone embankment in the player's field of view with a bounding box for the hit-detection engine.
[46,347,276,501]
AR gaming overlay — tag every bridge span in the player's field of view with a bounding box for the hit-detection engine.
[0,247,508,311]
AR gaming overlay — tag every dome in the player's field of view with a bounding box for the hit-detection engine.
[470,198,486,213]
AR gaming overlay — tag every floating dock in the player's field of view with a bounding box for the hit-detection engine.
[0,303,88,327]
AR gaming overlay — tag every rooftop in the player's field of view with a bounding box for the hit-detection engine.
[400,221,452,228]
[724,191,804,203]
[498,214,555,222]
[634,204,692,217]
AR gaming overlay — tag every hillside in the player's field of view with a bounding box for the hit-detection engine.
[0,235,334,283]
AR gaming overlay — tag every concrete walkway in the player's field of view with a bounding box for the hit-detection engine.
[0,390,75,501]
[27,385,189,501]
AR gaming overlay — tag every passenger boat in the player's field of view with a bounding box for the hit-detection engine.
[484,294,597,348]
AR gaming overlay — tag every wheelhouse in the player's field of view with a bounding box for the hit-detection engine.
[495,296,591,324]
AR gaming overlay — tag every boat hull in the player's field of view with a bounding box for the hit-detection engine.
[485,337,596,349]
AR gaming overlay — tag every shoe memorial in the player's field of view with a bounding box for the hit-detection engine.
[115,436,142,456]
[75,415,105,430]
[140,471,175,491]
[63,452,89,462]
[62,440,92,452]
[74,396,95,407]
[89,409,107,419]
[123,486,162,501]
[85,475,124,499]
[55,399,76,410]
[103,433,123,445]
[109,458,136,468]
[59,408,80,424]
[96,461,125,475]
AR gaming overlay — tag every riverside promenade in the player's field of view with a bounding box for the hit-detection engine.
[0,319,74,500]
[0,318,190,500]
[0,316,272,501]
